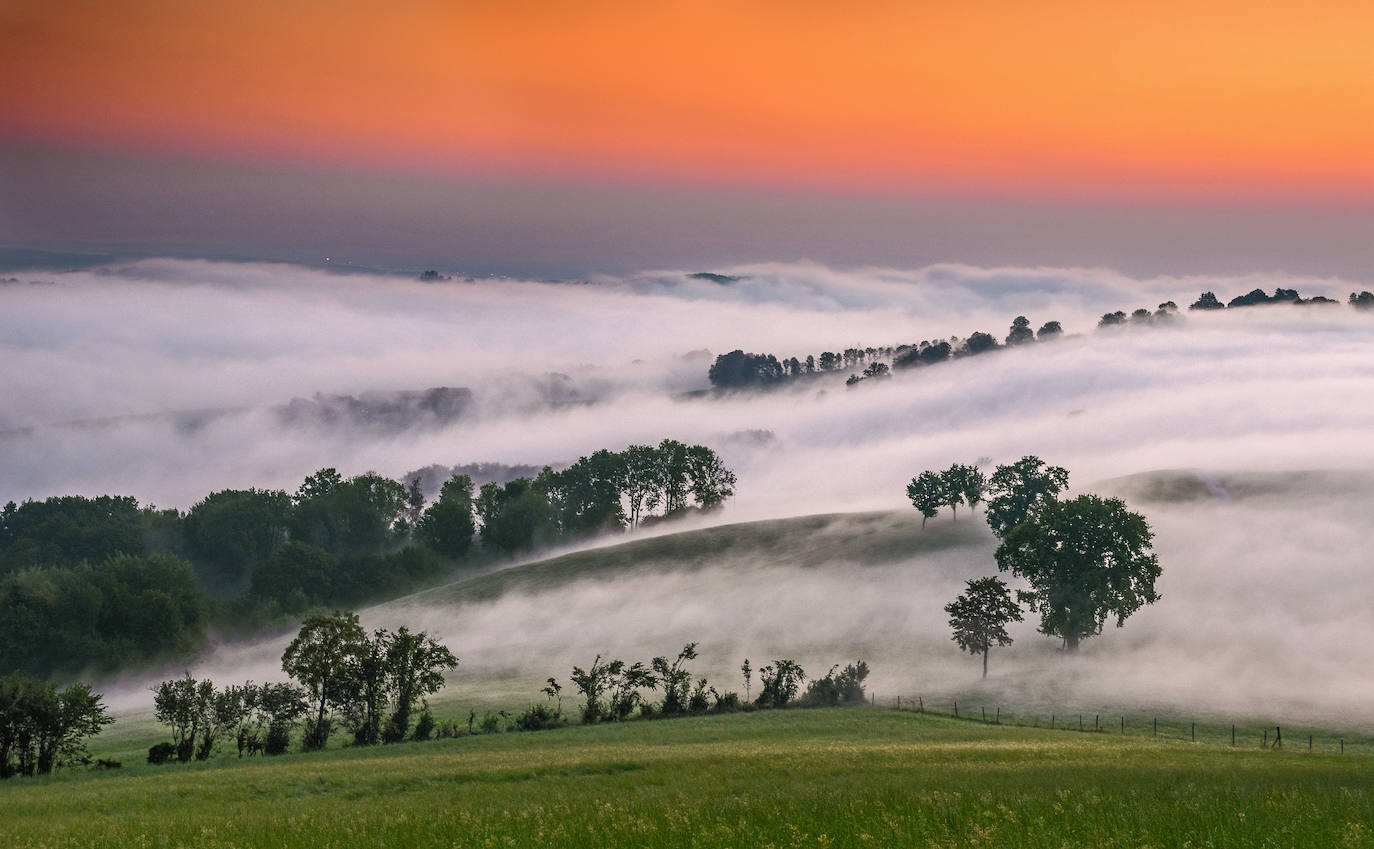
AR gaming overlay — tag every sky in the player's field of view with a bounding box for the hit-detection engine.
[4,1,1374,276]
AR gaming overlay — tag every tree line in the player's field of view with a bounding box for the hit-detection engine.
[708,315,1066,391]
[140,616,869,766]
[712,284,1374,393]
[148,611,456,763]
[908,456,1161,674]
[0,440,736,680]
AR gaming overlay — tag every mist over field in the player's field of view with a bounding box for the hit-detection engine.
[7,258,1374,725]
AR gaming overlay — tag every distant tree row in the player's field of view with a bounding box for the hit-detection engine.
[0,674,112,778]
[710,315,1066,391]
[1186,287,1360,310]
[908,456,1160,674]
[0,440,736,679]
[561,646,868,727]
[149,612,456,763]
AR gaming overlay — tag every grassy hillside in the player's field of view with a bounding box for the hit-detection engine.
[396,510,988,609]
[6,708,1373,848]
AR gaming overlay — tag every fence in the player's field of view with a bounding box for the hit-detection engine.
[871,693,1370,755]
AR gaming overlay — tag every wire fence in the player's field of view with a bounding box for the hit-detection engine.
[869,692,1372,755]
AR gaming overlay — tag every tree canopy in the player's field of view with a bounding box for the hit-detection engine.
[994,495,1161,651]
[945,576,1023,677]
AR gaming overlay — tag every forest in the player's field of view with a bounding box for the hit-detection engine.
[0,439,735,679]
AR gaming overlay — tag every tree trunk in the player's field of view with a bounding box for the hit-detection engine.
[982,649,988,678]
[1064,634,1080,652]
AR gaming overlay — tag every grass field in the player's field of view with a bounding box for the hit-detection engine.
[6,708,1373,848]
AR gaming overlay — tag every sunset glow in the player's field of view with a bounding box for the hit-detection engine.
[6,0,1374,200]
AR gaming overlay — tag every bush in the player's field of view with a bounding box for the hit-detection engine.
[710,691,742,713]
[411,709,436,741]
[478,712,507,734]
[800,661,870,708]
[514,703,563,732]
[147,742,176,765]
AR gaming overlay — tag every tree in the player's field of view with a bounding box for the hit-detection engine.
[622,444,663,529]
[2,675,111,777]
[1098,311,1127,328]
[656,439,692,516]
[415,474,476,558]
[984,456,1070,538]
[685,445,737,510]
[1351,291,1374,310]
[755,660,805,708]
[945,577,1023,677]
[906,470,944,528]
[281,611,367,750]
[995,495,1161,651]
[800,661,869,706]
[1036,321,1063,340]
[960,331,999,356]
[183,489,291,590]
[152,675,206,762]
[1189,291,1224,310]
[1006,316,1035,346]
[383,627,458,743]
[249,541,336,613]
[340,628,390,746]
[652,643,698,715]
[555,450,627,535]
[940,464,986,520]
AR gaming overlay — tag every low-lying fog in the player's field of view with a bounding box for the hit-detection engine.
[6,258,1374,726]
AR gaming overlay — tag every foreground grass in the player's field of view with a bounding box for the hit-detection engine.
[6,709,1374,848]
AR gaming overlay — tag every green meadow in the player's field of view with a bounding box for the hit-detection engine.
[6,708,1373,849]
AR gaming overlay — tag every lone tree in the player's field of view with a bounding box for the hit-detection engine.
[941,464,986,519]
[907,470,945,528]
[281,611,367,750]
[995,494,1161,651]
[985,456,1070,537]
[945,577,1023,677]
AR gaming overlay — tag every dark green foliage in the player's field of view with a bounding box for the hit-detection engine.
[1098,311,1127,327]
[183,489,291,591]
[959,331,999,355]
[570,655,657,724]
[1037,320,1063,339]
[382,627,458,744]
[945,576,1023,677]
[906,470,945,528]
[281,611,368,750]
[0,495,145,575]
[1189,291,1224,310]
[755,659,805,708]
[411,708,436,741]
[415,475,476,558]
[291,472,408,555]
[652,643,698,715]
[1351,291,1374,310]
[476,477,558,554]
[0,553,206,677]
[1006,316,1035,345]
[513,703,562,731]
[995,494,1161,651]
[0,673,111,778]
[800,661,869,707]
[984,456,1070,538]
[707,350,785,389]
[940,463,986,520]
[249,541,336,613]
[146,742,175,765]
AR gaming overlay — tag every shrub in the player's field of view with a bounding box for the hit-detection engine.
[800,661,870,707]
[147,742,176,765]
[514,703,563,732]
[411,709,436,741]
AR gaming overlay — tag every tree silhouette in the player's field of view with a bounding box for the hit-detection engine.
[945,577,1022,677]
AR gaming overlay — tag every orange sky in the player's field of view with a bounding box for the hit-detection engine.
[4,0,1374,200]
